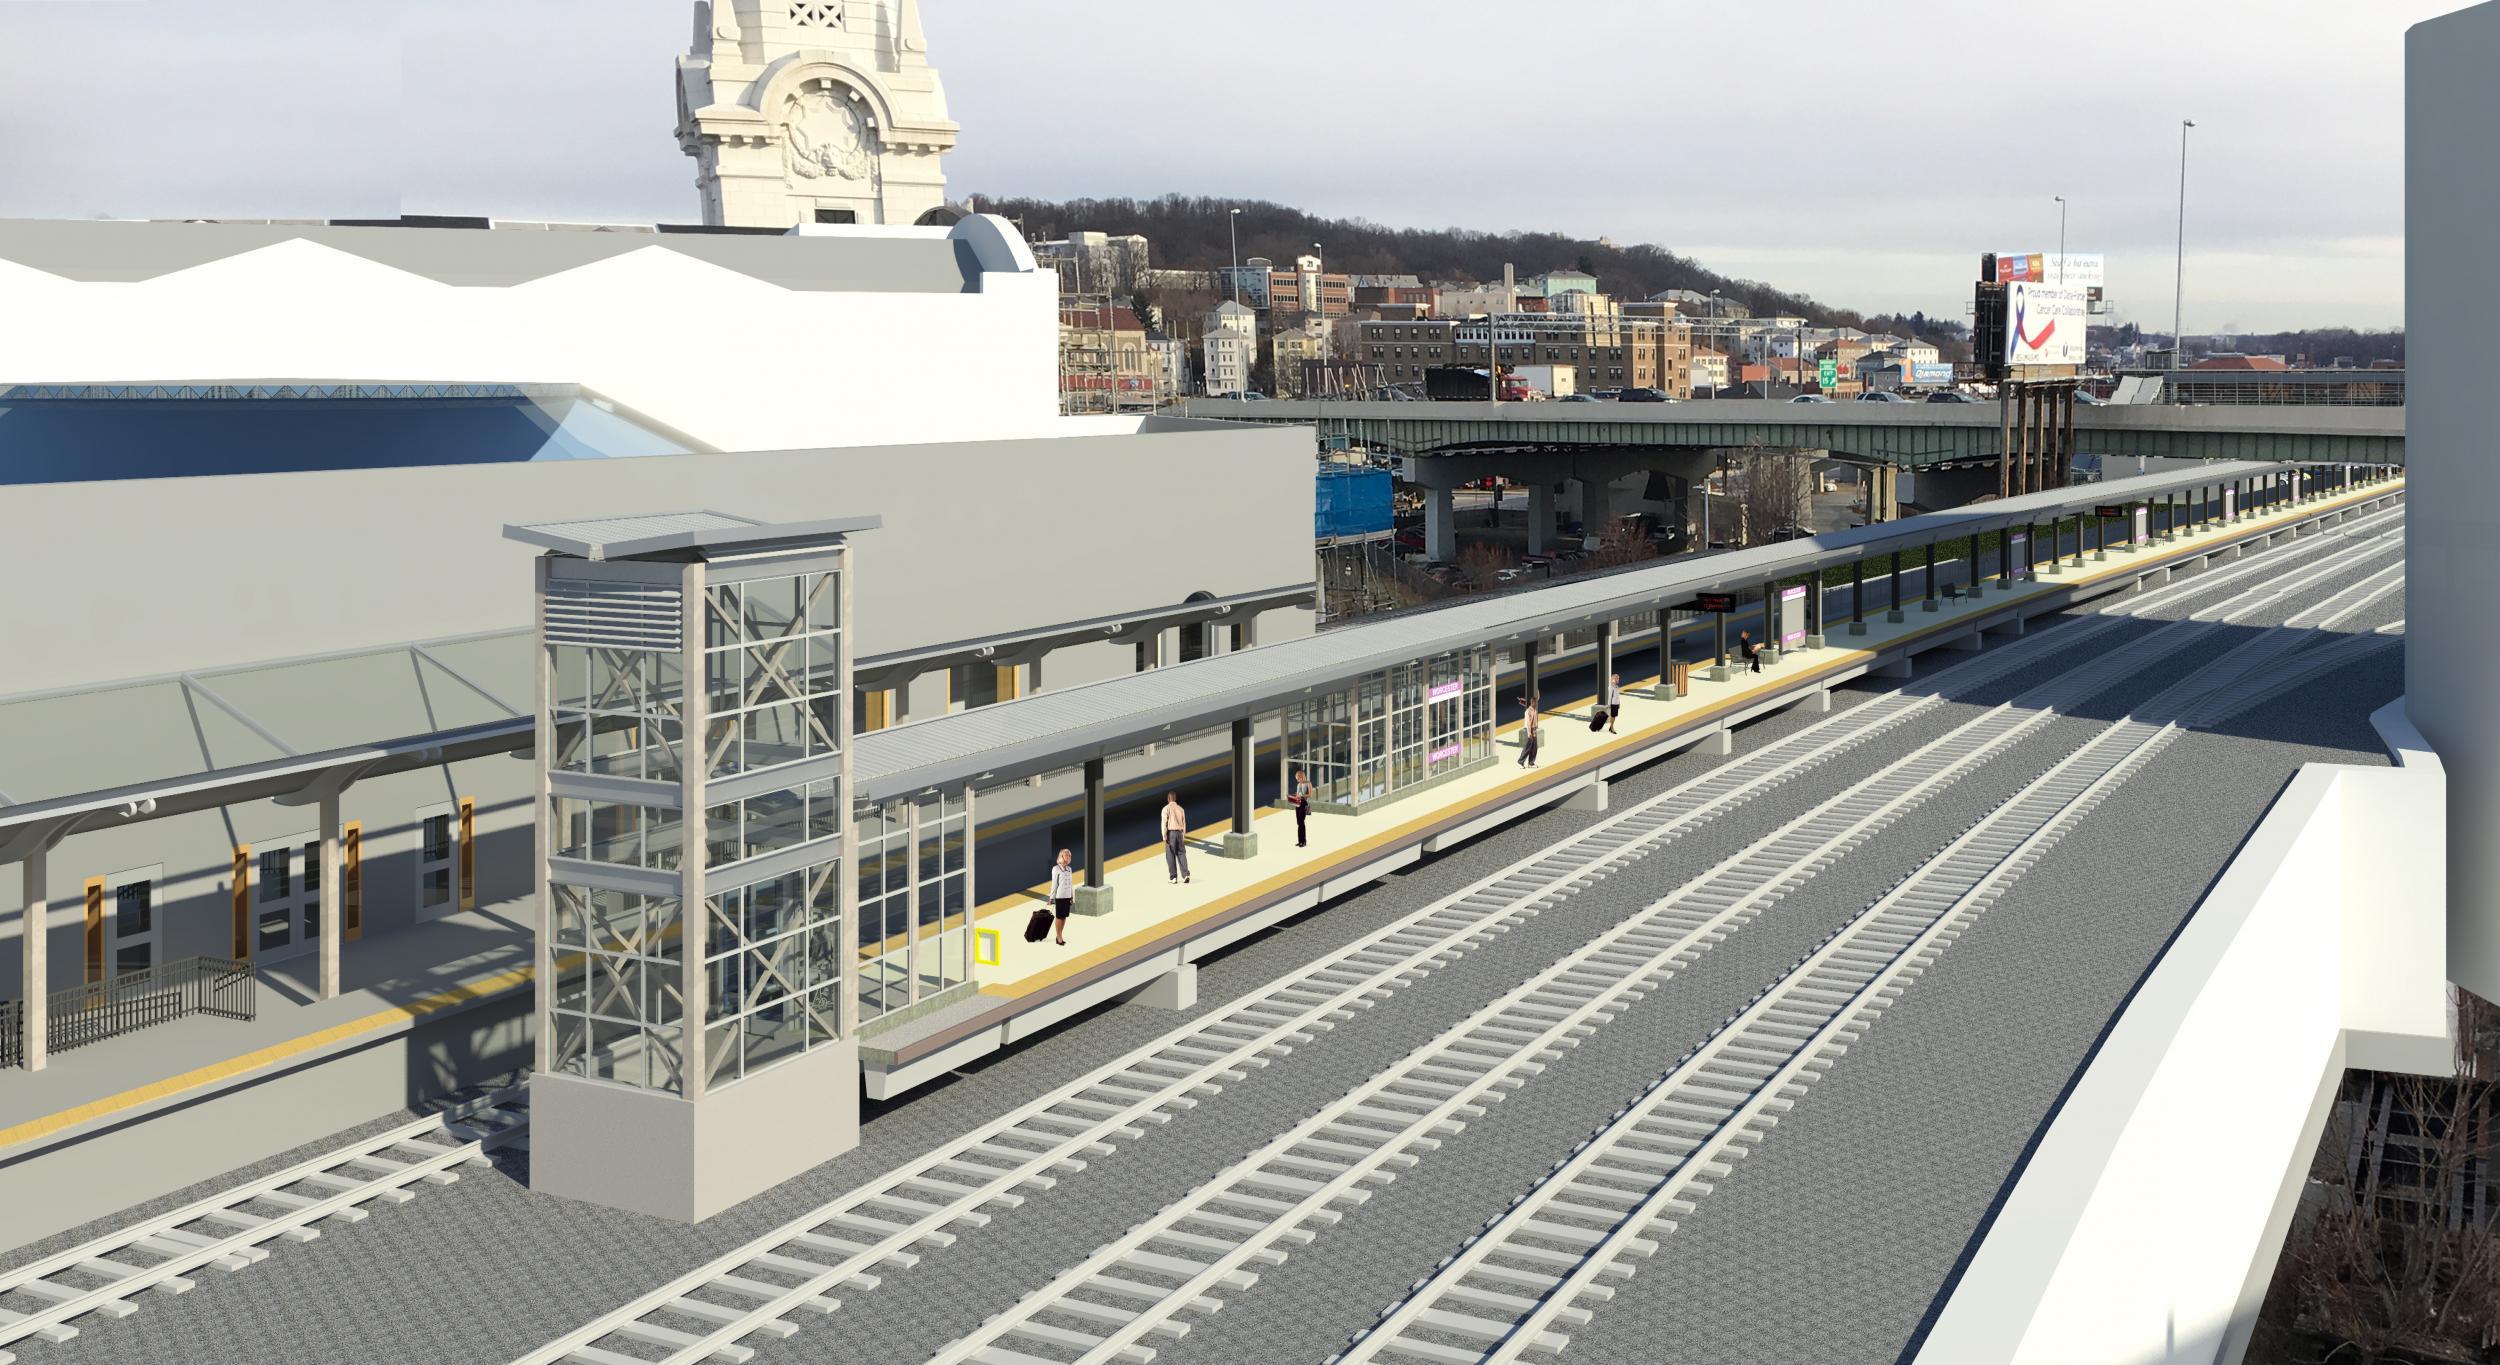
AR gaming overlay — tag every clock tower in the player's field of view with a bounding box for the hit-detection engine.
[675,0,960,228]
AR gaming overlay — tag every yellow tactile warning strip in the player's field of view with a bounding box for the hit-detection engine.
[3,479,2396,1147]
[0,961,533,1155]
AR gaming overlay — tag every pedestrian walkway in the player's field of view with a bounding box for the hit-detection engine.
[958,477,2390,1004]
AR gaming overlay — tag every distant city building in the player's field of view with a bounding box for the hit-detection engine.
[1217,257,1274,309]
[1204,299,1258,395]
[1654,288,1746,319]
[675,1,959,227]
[1521,269,1597,299]
[1689,347,1731,393]
[1033,231,1151,294]
[1351,274,1433,310]
[1270,316,1334,397]
[1146,329,1187,397]
[1353,313,1692,397]
[1267,255,1354,317]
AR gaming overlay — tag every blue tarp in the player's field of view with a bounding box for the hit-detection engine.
[1315,465,1393,538]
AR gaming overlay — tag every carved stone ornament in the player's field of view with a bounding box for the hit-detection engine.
[783,84,878,181]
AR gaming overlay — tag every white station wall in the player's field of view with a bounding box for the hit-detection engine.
[2406,0,2500,1004]
[0,232,1059,453]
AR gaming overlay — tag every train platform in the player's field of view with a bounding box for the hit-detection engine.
[860,476,2401,1096]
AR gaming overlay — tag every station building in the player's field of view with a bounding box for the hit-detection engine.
[0,211,1317,1227]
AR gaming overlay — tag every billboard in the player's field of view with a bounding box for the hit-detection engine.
[1992,252,2104,288]
[1911,362,1955,386]
[2004,282,2088,368]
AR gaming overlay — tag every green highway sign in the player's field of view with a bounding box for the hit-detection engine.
[1818,358,1838,388]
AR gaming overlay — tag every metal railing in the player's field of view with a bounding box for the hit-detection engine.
[0,956,256,1068]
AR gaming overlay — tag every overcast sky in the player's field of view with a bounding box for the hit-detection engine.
[0,0,2448,332]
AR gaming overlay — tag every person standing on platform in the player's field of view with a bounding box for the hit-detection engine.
[1048,849,1076,947]
[1604,672,1624,734]
[1161,792,1192,885]
[1517,693,1542,769]
[1290,769,1313,847]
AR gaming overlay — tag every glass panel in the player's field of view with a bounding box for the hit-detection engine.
[706,584,742,650]
[706,716,741,778]
[590,649,642,712]
[115,881,153,939]
[705,1019,741,1086]
[806,571,839,631]
[809,782,842,842]
[743,575,799,640]
[746,644,796,707]
[743,703,806,771]
[745,788,807,858]
[551,644,592,714]
[807,694,842,757]
[647,965,684,1027]
[706,801,743,867]
[743,1007,807,1074]
[645,895,685,970]
[644,1024,684,1093]
[705,648,743,716]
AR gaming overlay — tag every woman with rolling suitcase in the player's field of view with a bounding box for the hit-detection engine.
[1033,849,1076,946]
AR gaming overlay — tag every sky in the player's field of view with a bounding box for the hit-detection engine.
[0,0,2450,333]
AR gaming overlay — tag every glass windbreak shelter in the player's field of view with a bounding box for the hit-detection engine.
[854,787,976,1031]
[1284,646,1496,813]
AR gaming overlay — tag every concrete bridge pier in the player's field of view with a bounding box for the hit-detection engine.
[1527,481,1557,556]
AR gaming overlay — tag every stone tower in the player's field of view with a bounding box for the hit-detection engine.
[675,0,959,228]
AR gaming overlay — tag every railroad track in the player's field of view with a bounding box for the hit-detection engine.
[517,503,2404,1365]
[1326,568,2400,1363]
[920,526,2402,1365]
[0,1086,528,1365]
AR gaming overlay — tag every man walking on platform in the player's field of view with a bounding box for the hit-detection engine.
[1162,792,1192,884]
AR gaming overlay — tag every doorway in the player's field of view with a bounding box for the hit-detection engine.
[255,833,321,963]
[104,865,162,976]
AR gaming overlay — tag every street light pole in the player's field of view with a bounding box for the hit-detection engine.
[2173,120,2195,370]
[1227,207,1242,303]
[2055,195,2067,283]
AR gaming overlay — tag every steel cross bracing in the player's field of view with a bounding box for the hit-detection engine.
[1331,548,2404,1363]
[0,1088,528,1365]
[923,511,2405,1365]
[505,526,2352,1365]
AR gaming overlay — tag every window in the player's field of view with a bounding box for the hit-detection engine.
[813,207,857,224]
[260,847,291,901]
[702,572,843,778]
[421,812,454,909]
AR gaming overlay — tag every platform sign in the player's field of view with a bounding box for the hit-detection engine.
[2009,532,2029,579]
[2094,504,2128,519]
[1690,592,1736,613]
[2223,487,2236,520]
[2132,506,2151,545]
[1818,357,1838,389]
[1779,585,1807,648]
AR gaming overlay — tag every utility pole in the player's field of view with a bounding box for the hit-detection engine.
[2173,120,2195,370]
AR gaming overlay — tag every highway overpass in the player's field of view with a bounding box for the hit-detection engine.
[1193,396,2406,469]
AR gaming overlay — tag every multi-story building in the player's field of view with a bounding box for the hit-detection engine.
[1146,329,1187,398]
[1270,315,1333,397]
[1351,274,1432,310]
[1204,299,1258,396]
[1690,347,1732,394]
[1654,288,1746,319]
[1521,269,1598,300]
[1032,230,1151,296]
[1217,258,1274,309]
[1057,301,1155,413]
[1266,254,1354,317]
[1351,313,1693,398]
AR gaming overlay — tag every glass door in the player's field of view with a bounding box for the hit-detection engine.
[258,834,318,963]
[107,868,160,975]
[416,804,459,920]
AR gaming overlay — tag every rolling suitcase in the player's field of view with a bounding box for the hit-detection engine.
[1588,711,1607,732]
[1025,906,1054,942]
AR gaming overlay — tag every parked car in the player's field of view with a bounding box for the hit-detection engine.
[1856,390,1911,403]
[1925,390,1982,404]
[1240,391,1269,401]
[1788,393,1832,404]
[2073,390,2107,405]
[1557,393,1602,402]
[1617,387,1673,403]
[1588,388,1624,401]
[1392,528,1424,553]
[1767,525,1814,542]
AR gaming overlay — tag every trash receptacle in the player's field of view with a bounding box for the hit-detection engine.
[1668,659,1691,699]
